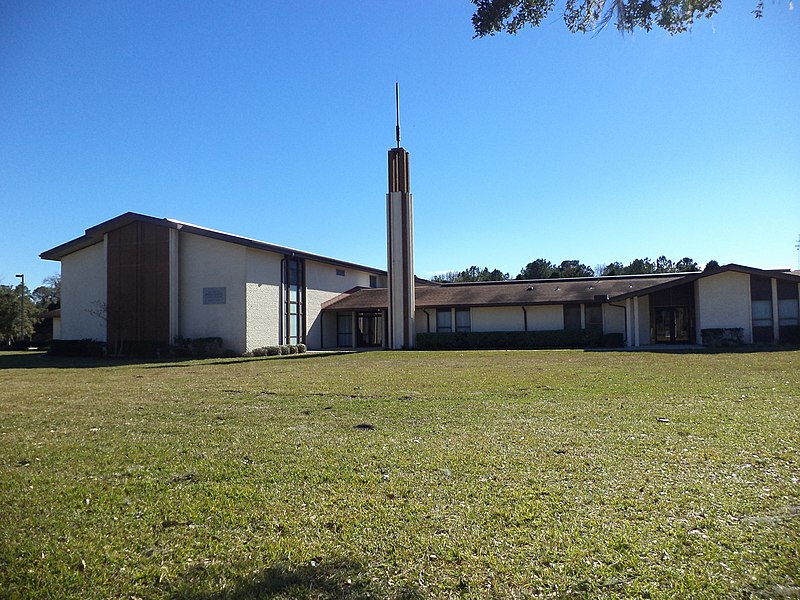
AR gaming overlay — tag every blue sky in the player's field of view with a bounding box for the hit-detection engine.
[2,1,799,289]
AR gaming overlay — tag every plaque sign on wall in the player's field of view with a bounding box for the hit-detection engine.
[203,287,227,305]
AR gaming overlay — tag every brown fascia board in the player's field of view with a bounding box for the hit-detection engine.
[41,212,387,276]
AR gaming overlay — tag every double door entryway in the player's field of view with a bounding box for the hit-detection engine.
[654,306,692,343]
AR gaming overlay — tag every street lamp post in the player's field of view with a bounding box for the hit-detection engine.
[15,274,24,344]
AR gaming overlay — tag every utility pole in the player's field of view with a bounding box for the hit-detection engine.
[15,274,24,343]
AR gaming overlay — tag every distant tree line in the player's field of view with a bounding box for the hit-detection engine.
[433,257,721,283]
[0,274,60,345]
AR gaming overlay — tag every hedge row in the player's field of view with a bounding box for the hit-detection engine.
[48,339,107,357]
[49,337,226,358]
[700,328,743,347]
[416,330,623,350]
[248,344,307,357]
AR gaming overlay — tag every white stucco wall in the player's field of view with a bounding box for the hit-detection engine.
[179,232,247,353]
[524,305,564,331]
[637,296,651,344]
[603,304,626,335]
[306,260,378,349]
[245,249,282,351]
[695,271,752,344]
[469,304,564,332]
[60,241,107,341]
[471,306,524,332]
[415,309,431,334]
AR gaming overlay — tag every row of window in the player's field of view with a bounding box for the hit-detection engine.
[751,276,800,342]
[563,303,603,331]
[436,308,471,333]
[335,268,379,289]
[434,304,604,333]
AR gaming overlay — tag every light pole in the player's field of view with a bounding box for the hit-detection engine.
[15,274,24,344]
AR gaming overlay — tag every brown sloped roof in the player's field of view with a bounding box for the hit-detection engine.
[323,264,800,312]
[322,273,687,311]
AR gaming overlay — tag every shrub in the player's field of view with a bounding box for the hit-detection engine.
[172,337,224,357]
[701,328,743,347]
[191,337,224,357]
[780,325,800,344]
[297,343,307,354]
[602,333,624,348]
[288,345,298,354]
[279,345,290,355]
[266,346,281,356]
[416,329,604,350]
[48,339,106,357]
[251,347,267,357]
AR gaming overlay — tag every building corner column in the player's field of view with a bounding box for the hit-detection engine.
[169,228,179,344]
[625,298,633,347]
[771,278,780,343]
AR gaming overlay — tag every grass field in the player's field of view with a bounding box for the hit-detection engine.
[0,349,798,599]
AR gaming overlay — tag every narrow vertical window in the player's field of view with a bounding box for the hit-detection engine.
[455,308,471,332]
[283,256,305,344]
[584,303,603,331]
[563,305,581,330]
[436,309,452,333]
[337,312,352,347]
[750,275,773,343]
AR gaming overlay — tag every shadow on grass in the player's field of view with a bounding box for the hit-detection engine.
[146,352,358,369]
[0,350,363,370]
[586,344,800,355]
[170,559,422,600]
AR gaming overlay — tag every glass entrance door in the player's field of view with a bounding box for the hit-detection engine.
[356,312,383,347]
[655,307,691,343]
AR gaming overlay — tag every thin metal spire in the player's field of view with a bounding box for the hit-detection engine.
[395,82,401,148]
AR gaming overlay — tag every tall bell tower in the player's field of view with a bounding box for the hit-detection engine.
[386,84,415,349]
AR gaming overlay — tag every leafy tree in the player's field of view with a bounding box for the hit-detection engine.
[517,258,556,280]
[518,259,594,279]
[675,257,700,272]
[655,255,674,273]
[432,266,509,283]
[555,260,594,278]
[471,1,765,37]
[704,260,721,271]
[625,258,656,274]
[0,284,43,345]
[600,261,625,276]
[599,256,700,275]
[32,273,61,309]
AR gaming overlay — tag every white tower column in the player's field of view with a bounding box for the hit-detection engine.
[387,147,415,349]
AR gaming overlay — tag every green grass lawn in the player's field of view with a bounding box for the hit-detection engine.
[1,349,798,599]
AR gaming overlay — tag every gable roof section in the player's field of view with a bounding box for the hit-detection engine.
[41,212,386,275]
[323,265,800,312]
[608,264,800,302]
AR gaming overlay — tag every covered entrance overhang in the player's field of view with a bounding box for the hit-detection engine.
[613,280,696,347]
